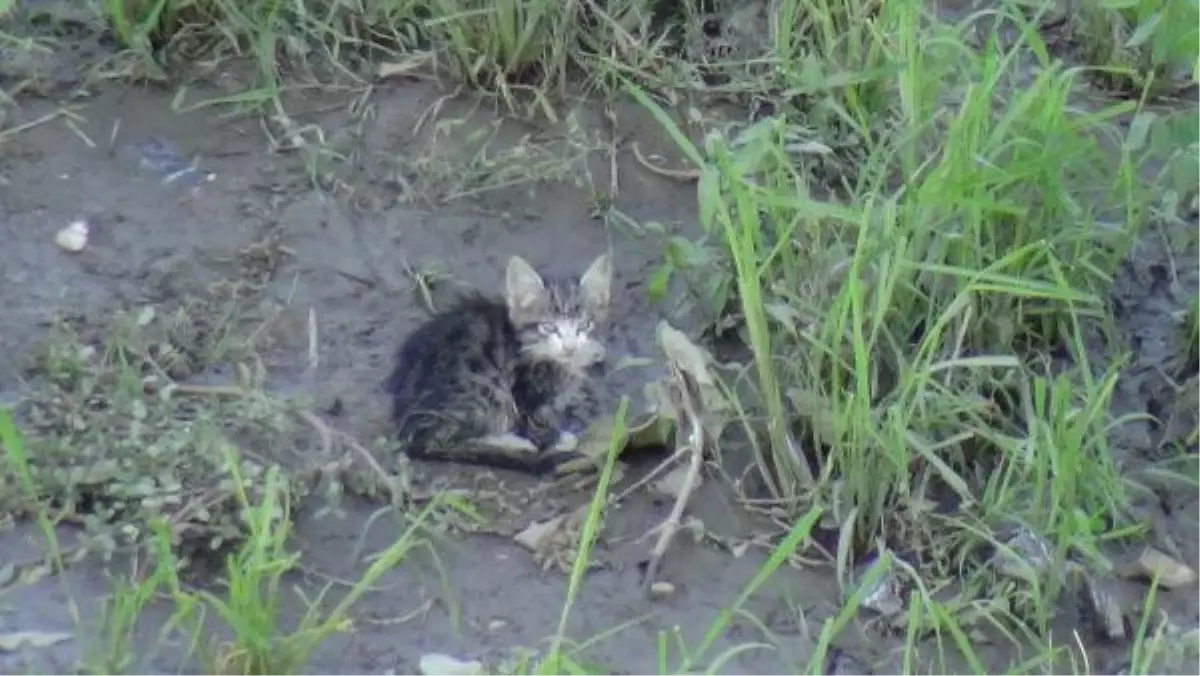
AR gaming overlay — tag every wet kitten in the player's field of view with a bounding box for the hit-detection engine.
[384,253,612,475]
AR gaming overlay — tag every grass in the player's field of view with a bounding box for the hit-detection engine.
[0,0,1197,673]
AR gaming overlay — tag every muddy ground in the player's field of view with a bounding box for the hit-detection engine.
[0,77,857,674]
[1,27,1198,676]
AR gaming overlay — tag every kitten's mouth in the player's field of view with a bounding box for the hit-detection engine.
[525,338,606,371]
[562,338,605,366]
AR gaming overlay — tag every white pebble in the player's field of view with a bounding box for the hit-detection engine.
[649,581,676,598]
[418,653,483,675]
[55,220,89,252]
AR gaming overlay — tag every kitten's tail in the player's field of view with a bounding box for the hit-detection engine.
[396,412,586,476]
[400,438,584,476]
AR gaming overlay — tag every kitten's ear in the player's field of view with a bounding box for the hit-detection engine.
[505,255,550,323]
[579,253,612,317]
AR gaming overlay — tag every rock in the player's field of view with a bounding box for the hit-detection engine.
[418,653,483,676]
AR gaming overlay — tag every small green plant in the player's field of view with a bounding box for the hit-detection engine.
[71,441,451,675]
[187,444,441,674]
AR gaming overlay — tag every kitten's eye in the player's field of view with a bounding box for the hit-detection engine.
[538,322,556,335]
[580,320,594,333]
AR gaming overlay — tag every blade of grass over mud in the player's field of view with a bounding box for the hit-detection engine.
[83,515,203,674]
[194,453,297,673]
[1128,577,1168,673]
[146,519,208,672]
[627,79,814,495]
[171,86,281,113]
[539,397,629,674]
[625,80,862,221]
[927,601,987,674]
[707,136,812,495]
[104,0,168,50]
[0,408,79,623]
[622,84,706,170]
[807,549,895,674]
[677,507,823,674]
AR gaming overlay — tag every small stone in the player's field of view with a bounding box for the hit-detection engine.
[487,619,508,632]
[649,581,675,598]
[418,653,483,676]
[55,220,89,252]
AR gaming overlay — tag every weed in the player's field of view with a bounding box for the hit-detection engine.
[1069,0,1199,95]
[625,0,1194,669]
[67,439,450,675]
[0,236,315,563]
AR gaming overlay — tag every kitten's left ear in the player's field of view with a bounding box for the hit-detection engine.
[506,255,551,324]
[579,253,612,317]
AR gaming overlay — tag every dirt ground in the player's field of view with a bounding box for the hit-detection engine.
[0,78,850,674]
[0,33,1197,676]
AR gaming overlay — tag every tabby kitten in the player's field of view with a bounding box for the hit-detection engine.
[384,253,612,475]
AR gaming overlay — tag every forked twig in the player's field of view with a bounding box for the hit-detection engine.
[642,362,707,594]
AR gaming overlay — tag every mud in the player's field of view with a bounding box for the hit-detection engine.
[0,79,846,674]
[0,33,1197,676]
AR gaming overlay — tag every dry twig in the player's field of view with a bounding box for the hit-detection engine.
[642,360,707,594]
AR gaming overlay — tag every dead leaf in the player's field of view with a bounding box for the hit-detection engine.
[656,321,732,438]
[565,323,728,477]
[513,516,566,552]
[0,631,72,652]
[17,563,50,586]
[653,465,700,500]
[658,322,714,386]
[1115,547,1197,588]
[377,54,432,79]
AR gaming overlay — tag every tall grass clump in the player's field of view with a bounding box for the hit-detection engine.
[95,0,909,129]
[632,0,1160,640]
[1070,0,1199,94]
[98,0,649,114]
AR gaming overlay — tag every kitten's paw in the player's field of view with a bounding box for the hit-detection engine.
[551,431,580,453]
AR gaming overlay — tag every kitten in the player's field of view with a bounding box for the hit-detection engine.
[384,253,612,475]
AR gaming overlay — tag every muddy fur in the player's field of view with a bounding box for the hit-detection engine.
[385,254,612,474]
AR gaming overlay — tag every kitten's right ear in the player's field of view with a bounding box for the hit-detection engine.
[505,255,550,323]
[579,253,612,317]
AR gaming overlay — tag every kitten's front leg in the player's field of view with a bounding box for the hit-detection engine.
[519,404,569,451]
[526,379,601,454]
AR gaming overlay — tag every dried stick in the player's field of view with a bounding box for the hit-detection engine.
[642,364,706,594]
[631,141,701,182]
